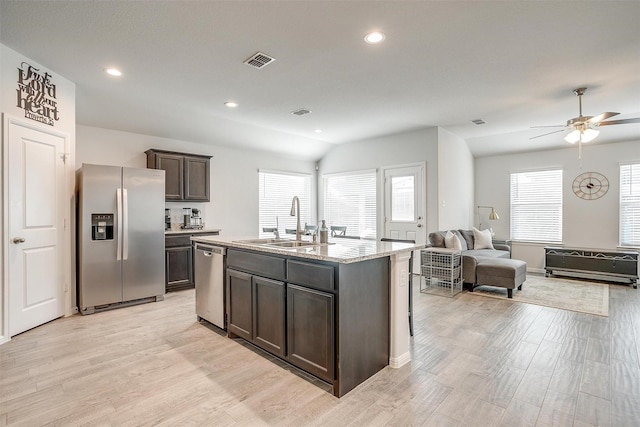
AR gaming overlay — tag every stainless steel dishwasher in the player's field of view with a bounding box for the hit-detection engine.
[194,243,226,329]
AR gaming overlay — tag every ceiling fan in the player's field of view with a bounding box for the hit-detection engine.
[531,87,640,144]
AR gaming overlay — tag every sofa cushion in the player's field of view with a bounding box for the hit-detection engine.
[444,231,463,250]
[428,231,447,248]
[452,230,468,251]
[465,249,510,259]
[458,229,475,250]
[472,227,494,250]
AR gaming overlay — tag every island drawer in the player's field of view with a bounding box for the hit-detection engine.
[227,249,286,281]
[287,260,335,291]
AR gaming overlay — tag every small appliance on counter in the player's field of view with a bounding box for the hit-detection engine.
[165,208,171,230]
[191,208,204,229]
[181,207,204,229]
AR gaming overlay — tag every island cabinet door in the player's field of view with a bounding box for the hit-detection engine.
[286,284,335,382]
[252,276,286,357]
[226,269,252,341]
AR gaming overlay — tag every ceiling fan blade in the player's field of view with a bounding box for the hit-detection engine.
[588,112,620,123]
[530,129,566,140]
[597,117,640,126]
[530,125,565,128]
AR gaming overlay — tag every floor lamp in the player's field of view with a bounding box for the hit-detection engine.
[477,205,499,231]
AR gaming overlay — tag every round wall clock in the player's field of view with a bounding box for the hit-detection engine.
[572,172,609,200]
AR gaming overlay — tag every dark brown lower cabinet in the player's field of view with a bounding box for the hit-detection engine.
[165,231,219,292]
[224,248,389,398]
[253,277,286,357]
[227,268,286,357]
[166,246,193,288]
[286,284,334,382]
[165,236,194,292]
[226,269,253,341]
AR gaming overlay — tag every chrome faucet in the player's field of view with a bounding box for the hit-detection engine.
[290,196,302,240]
[274,216,280,239]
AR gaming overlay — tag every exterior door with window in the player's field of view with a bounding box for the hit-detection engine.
[383,164,426,246]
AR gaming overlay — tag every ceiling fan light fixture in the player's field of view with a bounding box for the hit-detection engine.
[564,128,599,144]
[564,130,581,144]
[581,128,599,143]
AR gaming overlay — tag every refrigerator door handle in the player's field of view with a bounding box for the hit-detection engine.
[116,188,122,260]
[123,188,129,260]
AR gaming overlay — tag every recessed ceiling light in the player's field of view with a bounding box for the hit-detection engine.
[364,31,386,44]
[314,129,322,133]
[224,101,239,108]
[105,68,122,77]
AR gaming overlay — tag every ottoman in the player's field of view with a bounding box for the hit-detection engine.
[473,258,527,298]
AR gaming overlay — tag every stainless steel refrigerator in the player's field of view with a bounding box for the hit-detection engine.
[77,164,165,314]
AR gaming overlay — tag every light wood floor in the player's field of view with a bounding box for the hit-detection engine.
[1,278,639,426]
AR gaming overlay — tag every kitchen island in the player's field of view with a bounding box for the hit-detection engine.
[190,235,422,397]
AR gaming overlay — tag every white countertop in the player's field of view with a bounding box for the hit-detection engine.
[190,235,424,264]
[165,228,221,235]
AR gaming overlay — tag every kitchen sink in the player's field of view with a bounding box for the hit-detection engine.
[234,238,325,249]
[265,240,321,248]
[233,238,288,244]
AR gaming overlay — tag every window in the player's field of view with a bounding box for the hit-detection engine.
[258,170,311,237]
[323,170,377,238]
[510,169,563,242]
[391,175,415,221]
[620,163,640,247]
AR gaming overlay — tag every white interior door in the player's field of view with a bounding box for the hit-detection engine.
[8,120,66,336]
[383,163,426,246]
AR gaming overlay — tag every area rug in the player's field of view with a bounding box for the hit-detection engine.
[468,275,609,316]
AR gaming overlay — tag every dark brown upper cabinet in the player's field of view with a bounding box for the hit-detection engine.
[145,149,212,202]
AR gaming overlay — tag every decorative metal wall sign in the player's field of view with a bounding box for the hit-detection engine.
[16,62,60,126]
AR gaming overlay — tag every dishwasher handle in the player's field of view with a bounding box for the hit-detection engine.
[195,243,226,256]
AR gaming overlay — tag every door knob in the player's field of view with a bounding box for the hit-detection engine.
[12,237,26,244]
[417,224,423,228]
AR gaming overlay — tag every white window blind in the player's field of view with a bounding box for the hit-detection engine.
[323,170,377,238]
[620,163,640,247]
[510,169,563,242]
[258,170,311,237]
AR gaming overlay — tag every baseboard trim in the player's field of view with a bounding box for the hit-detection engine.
[389,351,411,368]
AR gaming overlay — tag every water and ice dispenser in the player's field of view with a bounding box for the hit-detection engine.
[91,213,114,240]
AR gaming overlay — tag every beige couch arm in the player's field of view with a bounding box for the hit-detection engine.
[492,240,511,257]
[462,255,478,284]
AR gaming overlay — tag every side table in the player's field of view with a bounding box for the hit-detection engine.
[420,247,463,297]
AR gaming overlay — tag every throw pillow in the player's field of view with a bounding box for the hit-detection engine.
[444,230,462,250]
[472,227,494,250]
[453,230,468,251]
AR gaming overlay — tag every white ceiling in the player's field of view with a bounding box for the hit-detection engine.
[1,1,639,161]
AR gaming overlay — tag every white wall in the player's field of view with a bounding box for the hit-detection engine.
[1,44,76,343]
[437,127,474,230]
[318,127,440,237]
[76,125,317,237]
[475,139,640,271]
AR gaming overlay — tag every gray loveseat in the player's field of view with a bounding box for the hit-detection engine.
[428,229,511,285]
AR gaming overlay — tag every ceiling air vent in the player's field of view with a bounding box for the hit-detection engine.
[244,52,276,69]
[471,119,486,125]
[291,108,312,116]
